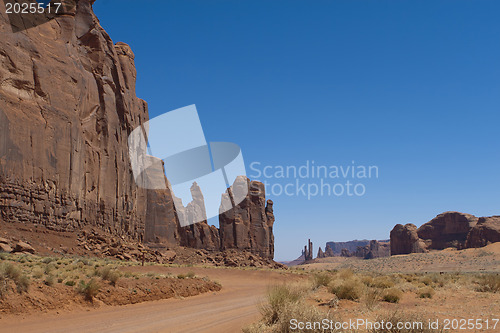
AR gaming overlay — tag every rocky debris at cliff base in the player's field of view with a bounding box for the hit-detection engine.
[77,228,286,269]
[0,237,35,255]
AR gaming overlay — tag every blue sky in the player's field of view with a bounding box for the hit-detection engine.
[94,0,500,261]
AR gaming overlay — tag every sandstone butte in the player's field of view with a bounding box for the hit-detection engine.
[390,211,500,255]
[0,0,276,260]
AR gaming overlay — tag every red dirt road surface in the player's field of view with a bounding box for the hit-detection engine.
[0,267,291,333]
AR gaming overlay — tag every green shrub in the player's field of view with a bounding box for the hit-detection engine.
[65,280,76,287]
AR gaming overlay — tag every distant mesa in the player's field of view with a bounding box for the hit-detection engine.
[294,238,390,265]
[318,240,390,260]
[296,210,500,265]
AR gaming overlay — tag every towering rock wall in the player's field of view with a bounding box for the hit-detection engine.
[219,176,275,259]
[0,1,277,260]
[0,0,148,240]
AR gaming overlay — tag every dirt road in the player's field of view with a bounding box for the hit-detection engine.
[0,267,291,333]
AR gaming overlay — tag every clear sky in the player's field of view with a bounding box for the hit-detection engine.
[93,0,500,261]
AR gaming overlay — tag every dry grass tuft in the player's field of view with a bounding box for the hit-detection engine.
[77,279,100,301]
[312,272,333,288]
[244,283,339,333]
[328,279,363,301]
[382,288,402,303]
[418,286,435,299]
[475,274,500,293]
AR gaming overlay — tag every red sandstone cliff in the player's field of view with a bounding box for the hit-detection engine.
[0,0,276,260]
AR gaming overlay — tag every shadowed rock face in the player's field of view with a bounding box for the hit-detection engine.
[0,2,277,260]
[466,216,500,248]
[417,212,478,250]
[219,176,275,259]
[0,0,149,240]
[390,223,427,255]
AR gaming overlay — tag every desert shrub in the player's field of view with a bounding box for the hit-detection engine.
[177,273,186,279]
[337,269,354,280]
[420,276,433,286]
[57,278,63,283]
[361,275,374,286]
[32,269,44,279]
[261,284,308,325]
[313,272,333,288]
[78,279,100,301]
[186,271,195,279]
[44,263,55,275]
[370,311,443,333]
[364,287,381,310]
[42,257,54,264]
[44,274,55,287]
[15,274,30,293]
[0,253,7,260]
[3,263,21,280]
[65,280,76,286]
[475,274,500,293]
[382,288,402,303]
[371,276,395,289]
[246,301,339,333]
[418,286,435,299]
[1,263,30,294]
[328,279,363,301]
[246,283,339,333]
[97,266,120,286]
